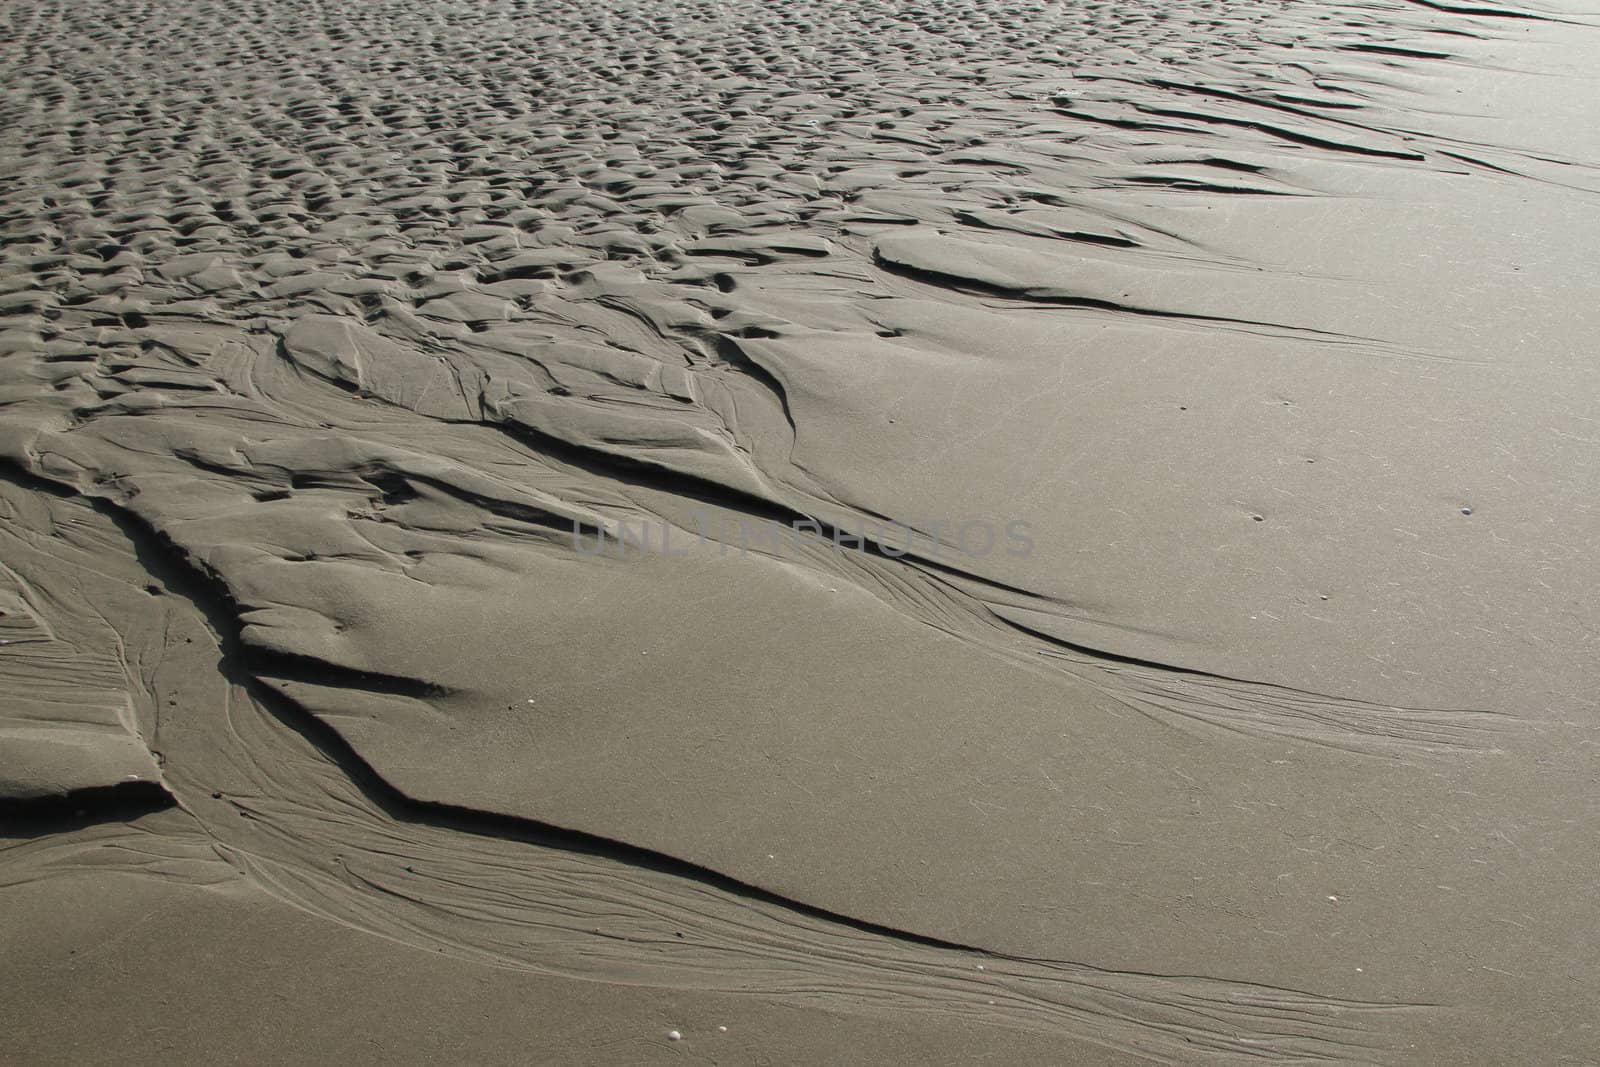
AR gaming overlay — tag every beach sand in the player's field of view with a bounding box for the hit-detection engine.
[4,0,1600,1062]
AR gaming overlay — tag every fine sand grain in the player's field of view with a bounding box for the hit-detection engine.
[4,0,1600,1063]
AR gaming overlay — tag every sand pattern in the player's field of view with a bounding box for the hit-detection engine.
[4,0,1600,1062]
[2,0,1553,789]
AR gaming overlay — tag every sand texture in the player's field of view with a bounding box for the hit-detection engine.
[4,0,1600,1063]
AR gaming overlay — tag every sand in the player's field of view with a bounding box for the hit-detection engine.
[3,0,1600,1063]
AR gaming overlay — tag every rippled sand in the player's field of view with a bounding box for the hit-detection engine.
[4,0,1600,1063]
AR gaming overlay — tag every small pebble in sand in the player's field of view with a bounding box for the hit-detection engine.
[1460,507,1473,515]
[718,1026,728,1033]
[667,1030,682,1041]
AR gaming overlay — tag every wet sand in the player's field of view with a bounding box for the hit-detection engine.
[4,0,1600,1063]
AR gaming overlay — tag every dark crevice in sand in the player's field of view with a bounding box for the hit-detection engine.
[477,415,1052,601]
[1003,609,1425,705]
[244,649,456,700]
[1343,43,1456,59]
[1131,104,1430,161]
[955,208,1142,247]
[50,476,1036,960]
[1397,0,1565,21]
[0,458,79,499]
[1437,148,1526,175]
[993,610,1511,753]
[1136,76,1422,131]
[0,782,173,834]
[870,250,1379,343]
[405,473,605,538]
[261,679,1005,958]
[1121,175,1301,195]
[701,330,801,437]
[1046,106,1207,136]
